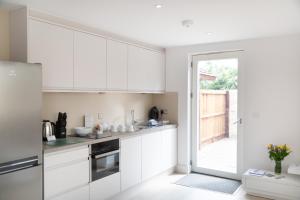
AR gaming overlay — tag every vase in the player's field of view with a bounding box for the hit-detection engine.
[275,160,282,174]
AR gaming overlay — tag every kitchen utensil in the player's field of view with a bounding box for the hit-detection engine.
[118,124,126,133]
[127,125,135,132]
[111,125,118,133]
[74,127,92,137]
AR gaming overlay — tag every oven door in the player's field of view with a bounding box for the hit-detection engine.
[92,150,119,181]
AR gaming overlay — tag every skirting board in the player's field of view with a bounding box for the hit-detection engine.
[176,164,191,174]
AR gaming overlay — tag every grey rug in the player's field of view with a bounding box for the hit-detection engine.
[175,173,241,194]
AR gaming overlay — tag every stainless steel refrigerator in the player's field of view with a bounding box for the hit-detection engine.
[0,61,42,200]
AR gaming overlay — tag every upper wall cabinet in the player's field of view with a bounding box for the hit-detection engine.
[74,32,107,90]
[11,9,166,93]
[128,46,165,92]
[28,19,74,90]
[107,40,128,90]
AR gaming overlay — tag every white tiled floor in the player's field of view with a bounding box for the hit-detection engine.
[198,135,237,173]
[111,174,267,200]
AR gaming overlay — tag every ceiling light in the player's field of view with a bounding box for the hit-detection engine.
[182,19,194,28]
[155,4,163,9]
[206,32,213,36]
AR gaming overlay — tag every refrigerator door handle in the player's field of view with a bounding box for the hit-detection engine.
[0,156,39,175]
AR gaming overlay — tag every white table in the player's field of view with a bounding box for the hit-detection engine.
[242,169,300,200]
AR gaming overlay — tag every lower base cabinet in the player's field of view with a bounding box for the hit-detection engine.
[121,136,142,191]
[141,132,162,181]
[44,128,177,200]
[51,185,89,200]
[44,146,90,200]
[90,172,121,200]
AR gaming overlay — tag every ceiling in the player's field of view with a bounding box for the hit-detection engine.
[2,0,300,47]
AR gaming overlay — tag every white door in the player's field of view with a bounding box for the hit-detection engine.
[107,40,128,90]
[128,46,165,92]
[191,51,244,180]
[120,136,142,191]
[28,19,74,90]
[74,31,107,90]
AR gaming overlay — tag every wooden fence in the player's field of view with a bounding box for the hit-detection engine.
[199,90,229,146]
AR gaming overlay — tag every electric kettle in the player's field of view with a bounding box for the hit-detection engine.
[42,120,55,141]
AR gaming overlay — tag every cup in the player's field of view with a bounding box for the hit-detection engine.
[127,125,135,132]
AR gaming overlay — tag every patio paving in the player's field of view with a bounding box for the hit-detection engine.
[198,135,237,173]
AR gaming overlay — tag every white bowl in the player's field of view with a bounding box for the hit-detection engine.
[74,127,92,136]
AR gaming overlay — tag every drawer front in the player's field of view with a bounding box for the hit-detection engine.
[45,146,89,168]
[90,172,120,200]
[45,160,89,199]
[246,178,300,198]
[50,185,89,200]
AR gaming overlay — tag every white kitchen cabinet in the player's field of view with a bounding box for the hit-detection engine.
[128,45,165,92]
[12,10,167,93]
[28,19,74,90]
[141,132,162,181]
[44,159,89,199]
[120,136,142,191]
[44,146,89,168]
[51,185,89,200]
[90,172,121,200]
[44,146,89,200]
[107,40,128,90]
[74,31,107,90]
[161,128,177,171]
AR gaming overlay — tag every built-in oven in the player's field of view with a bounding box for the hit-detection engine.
[90,139,119,182]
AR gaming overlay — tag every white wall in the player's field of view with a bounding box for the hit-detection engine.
[166,34,300,173]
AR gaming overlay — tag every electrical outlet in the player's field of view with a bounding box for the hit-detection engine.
[97,113,102,120]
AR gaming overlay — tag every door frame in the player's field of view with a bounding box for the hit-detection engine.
[190,50,245,180]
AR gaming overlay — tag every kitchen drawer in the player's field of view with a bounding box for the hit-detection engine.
[44,146,89,168]
[44,159,89,199]
[50,185,89,200]
[90,172,120,200]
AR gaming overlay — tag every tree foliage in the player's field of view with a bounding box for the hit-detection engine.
[200,61,238,90]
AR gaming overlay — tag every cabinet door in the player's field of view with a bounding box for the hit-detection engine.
[44,160,89,199]
[51,185,89,200]
[120,136,142,191]
[141,132,162,181]
[44,146,89,168]
[28,19,74,89]
[74,32,107,90]
[161,129,177,170]
[90,173,121,200]
[107,40,127,90]
[128,46,165,92]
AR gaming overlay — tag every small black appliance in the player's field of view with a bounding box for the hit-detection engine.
[148,106,160,121]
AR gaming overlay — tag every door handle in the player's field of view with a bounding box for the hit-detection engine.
[93,150,120,159]
[233,118,242,125]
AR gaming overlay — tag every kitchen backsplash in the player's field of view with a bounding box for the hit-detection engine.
[42,92,178,135]
[152,92,178,124]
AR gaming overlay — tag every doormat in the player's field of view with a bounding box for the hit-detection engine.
[175,173,241,194]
